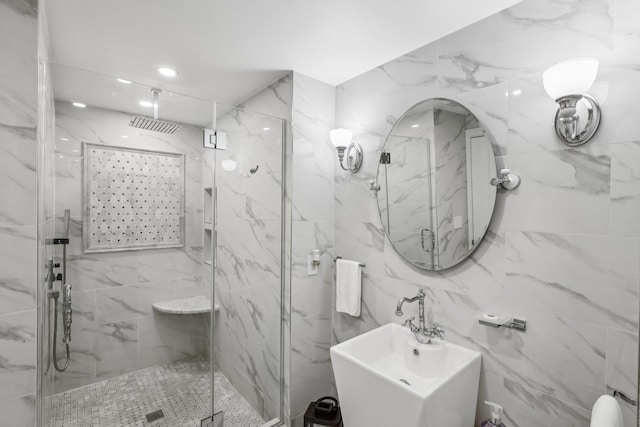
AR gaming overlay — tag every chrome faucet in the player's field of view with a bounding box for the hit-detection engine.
[395,289,444,344]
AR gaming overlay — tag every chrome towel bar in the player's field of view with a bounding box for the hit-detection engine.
[334,256,365,268]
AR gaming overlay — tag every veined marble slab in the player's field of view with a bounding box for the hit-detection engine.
[152,295,219,314]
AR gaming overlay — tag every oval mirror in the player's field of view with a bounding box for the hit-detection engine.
[376,98,497,270]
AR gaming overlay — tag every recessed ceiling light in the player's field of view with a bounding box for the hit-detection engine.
[117,78,132,84]
[512,89,523,96]
[263,127,270,131]
[157,67,177,78]
[411,124,420,128]
[121,135,129,138]
[139,100,153,108]
[59,137,69,141]
[72,102,86,108]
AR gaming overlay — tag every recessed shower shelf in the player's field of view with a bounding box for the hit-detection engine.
[152,295,220,314]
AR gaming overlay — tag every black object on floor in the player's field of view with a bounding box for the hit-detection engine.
[145,409,165,422]
[304,397,343,427]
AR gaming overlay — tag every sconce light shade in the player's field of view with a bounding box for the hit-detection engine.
[543,57,599,100]
[222,159,237,171]
[542,57,601,147]
[330,128,353,148]
[330,128,362,173]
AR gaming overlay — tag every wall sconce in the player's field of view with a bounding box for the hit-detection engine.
[543,57,601,147]
[330,128,363,173]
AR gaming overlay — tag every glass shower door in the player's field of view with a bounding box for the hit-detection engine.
[40,63,216,426]
[211,106,285,427]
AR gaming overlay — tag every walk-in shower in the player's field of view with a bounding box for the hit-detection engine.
[37,63,287,427]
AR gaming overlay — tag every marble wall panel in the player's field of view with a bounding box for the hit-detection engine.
[214,76,289,422]
[0,226,37,315]
[0,1,39,424]
[437,0,613,94]
[498,147,611,234]
[614,0,640,49]
[610,141,640,237]
[504,231,639,331]
[0,310,36,403]
[333,0,639,425]
[605,329,638,426]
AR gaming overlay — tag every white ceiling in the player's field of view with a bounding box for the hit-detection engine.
[45,0,521,123]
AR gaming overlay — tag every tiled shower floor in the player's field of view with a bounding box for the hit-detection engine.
[48,355,265,427]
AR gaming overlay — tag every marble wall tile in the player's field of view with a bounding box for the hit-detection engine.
[453,82,509,156]
[0,125,37,227]
[588,44,640,146]
[613,0,640,49]
[94,320,138,379]
[238,72,293,121]
[212,75,290,422]
[334,219,385,277]
[332,1,638,424]
[506,72,564,155]
[605,329,638,426]
[504,231,639,330]
[478,370,591,427]
[438,0,614,93]
[0,0,37,130]
[0,226,36,315]
[245,172,283,220]
[0,310,36,402]
[95,285,144,324]
[499,147,611,234]
[336,42,439,134]
[610,141,640,237]
[52,362,95,394]
[0,394,36,427]
[437,293,607,409]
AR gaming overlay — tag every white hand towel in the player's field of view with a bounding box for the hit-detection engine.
[336,259,361,316]
[590,395,623,427]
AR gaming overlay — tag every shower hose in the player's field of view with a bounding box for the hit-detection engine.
[50,293,70,372]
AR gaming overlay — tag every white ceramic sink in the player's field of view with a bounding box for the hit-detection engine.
[330,323,481,427]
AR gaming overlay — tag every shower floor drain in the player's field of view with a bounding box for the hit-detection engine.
[145,409,165,422]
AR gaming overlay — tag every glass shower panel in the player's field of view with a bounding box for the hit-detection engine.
[212,106,285,426]
[41,63,215,426]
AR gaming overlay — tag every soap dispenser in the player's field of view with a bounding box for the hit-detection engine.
[481,401,505,427]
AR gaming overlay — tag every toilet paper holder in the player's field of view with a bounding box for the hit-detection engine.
[478,313,527,332]
[612,389,637,406]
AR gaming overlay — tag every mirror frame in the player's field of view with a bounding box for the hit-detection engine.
[375,98,498,271]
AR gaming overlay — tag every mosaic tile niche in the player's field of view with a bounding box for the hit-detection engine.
[82,143,185,253]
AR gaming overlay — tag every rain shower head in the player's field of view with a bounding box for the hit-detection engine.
[128,116,181,134]
[128,88,181,134]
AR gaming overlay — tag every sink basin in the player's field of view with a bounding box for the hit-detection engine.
[330,323,481,427]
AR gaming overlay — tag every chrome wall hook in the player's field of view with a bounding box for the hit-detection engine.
[369,179,380,192]
[490,168,521,191]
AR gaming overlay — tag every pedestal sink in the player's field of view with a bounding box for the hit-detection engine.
[330,323,481,427]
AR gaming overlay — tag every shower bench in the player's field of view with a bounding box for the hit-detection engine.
[152,295,220,314]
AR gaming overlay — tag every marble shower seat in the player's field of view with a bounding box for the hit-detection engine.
[152,295,220,314]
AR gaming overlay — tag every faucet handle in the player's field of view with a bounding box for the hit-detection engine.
[402,317,419,333]
[402,316,415,327]
[429,323,445,339]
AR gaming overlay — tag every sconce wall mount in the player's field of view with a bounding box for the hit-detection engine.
[552,93,601,146]
[543,58,601,147]
[330,128,363,173]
